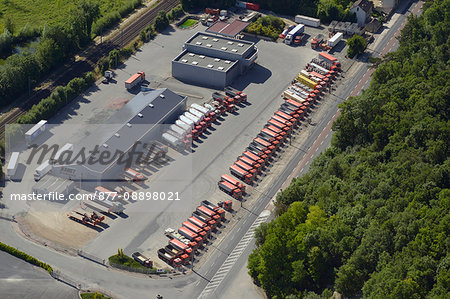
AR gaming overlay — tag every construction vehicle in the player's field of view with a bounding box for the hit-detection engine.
[201,200,226,221]
[125,72,145,90]
[132,252,153,268]
[311,34,324,49]
[178,227,204,247]
[218,180,243,199]
[196,205,221,223]
[183,221,208,241]
[224,86,247,102]
[230,164,254,185]
[192,211,217,229]
[187,217,212,237]
[158,248,183,267]
[285,24,304,45]
[221,174,246,193]
[218,200,232,211]
[124,168,145,183]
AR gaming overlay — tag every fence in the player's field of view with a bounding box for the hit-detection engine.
[51,270,84,290]
[108,262,165,275]
[0,211,16,222]
[77,250,106,266]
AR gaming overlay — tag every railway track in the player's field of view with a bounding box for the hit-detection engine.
[0,0,179,140]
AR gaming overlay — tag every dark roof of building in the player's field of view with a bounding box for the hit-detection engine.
[351,0,374,13]
[206,20,250,37]
[81,88,186,173]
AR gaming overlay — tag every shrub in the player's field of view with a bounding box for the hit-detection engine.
[97,56,110,75]
[0,242,53,274]
[245,16,285,41]
[154,11,169,32]
[347,35,366,58]
[92,12,121,36]
[120,47,133,59]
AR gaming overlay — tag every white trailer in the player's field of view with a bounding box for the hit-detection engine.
[295,15,320,27]
[175,120,192,132]
[94,198,124,214]
[328,32,343,48]
[188,108,205,120]
[170,125,188,138]
[285,24,304,45]
[34,160,51,181]
[190,103,209,115]
[184,112,201,124]
[179,115,195,128]
[6,152,20,178]
[162,132,183,149]
[25,120,47,145]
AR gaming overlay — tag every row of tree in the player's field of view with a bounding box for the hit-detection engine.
[248,0,450,297]
[0,0,143,108]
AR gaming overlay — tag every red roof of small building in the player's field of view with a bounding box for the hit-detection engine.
[207,20,250,37]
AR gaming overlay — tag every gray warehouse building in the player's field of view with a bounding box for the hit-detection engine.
[50,88,186,184]
[172,32,258,88]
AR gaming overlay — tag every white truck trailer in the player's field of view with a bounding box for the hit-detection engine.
[295,15,320,27]
[328,32,343,48]
[6,152,20,178]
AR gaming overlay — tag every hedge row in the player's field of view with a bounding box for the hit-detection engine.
[17,72,96,125]
[0,242,53,274]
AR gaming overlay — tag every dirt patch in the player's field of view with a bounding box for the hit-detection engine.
[19,210,99,249]
[108,98,130,110]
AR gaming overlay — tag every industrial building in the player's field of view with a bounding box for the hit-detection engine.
[49,88,187,184]
[172,32,258,88]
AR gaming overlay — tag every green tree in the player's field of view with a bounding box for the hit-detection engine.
[154,11,169,32]
[347,35,366,58]
[4,17,14,34]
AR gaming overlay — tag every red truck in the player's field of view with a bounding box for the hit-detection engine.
[158,248,183,267]
[238,155,262,172]
[201,200,226,221]
[169,239,194,257]
[229,164,254,184]
[275,110,299,126]
[125,71,145,89]
[267,119,291,134]
[188,216,212,237]
[124,168,145,182]
[178,227,204,247]
[253,137,277,152]
[221,174,246,193]
[218,180,243,199]
[235,160,259,176]
[197,205,222,223]
[165,245,190,265]
[183,221,208,241]
[260,128,284,144]
[224,86,248,103]
[192,211,217,229]
[242,150,267,167]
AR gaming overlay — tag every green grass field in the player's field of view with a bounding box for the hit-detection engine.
[179,18,197,28]
[0,0,137,33]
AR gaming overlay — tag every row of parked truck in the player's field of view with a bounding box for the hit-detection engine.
[216,53,342,201]
[158,200,232,267]
[162,87,247,150]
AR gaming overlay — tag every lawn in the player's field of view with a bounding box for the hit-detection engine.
[0,0,137,33]
[108,253,149,269]
[179,18,198,29]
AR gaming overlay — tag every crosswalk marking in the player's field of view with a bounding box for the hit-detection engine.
[198,212,270,299]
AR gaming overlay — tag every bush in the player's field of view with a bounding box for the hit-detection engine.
[92,12,121,36]
[0,242,53,274]
[245,16,285,41]
[97,56,110,75]
[16,23,40,44]
[108,49,120,69]
[0,29,13,55]
[120,47,133,59]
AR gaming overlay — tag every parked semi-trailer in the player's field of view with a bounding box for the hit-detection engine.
[328,32,343,48]
[187,216,212,237]
[25,120,47,145]
[224,86,247,102]
[158,248,182,267]
[178,227,204,247]
[319,52,341,68]
[183,221,208,241]
[311,34,324,49]
[84,200,113,214]
[218,180,243,199]
[235,160,258,176]
[254,137,278,152]
[169,239,194,257]
[197,205,221,223]
[201,200,226,220]
[125,71,145,89]
[285,24,305,45]
[239,155,262,172]
[229,164,254,184]
[6,152,20,178]
[295,15,320,27]
[221,174,246,193]
[165,245,190,264]
[260,128,284,144]
[132,252,153,268]
[165,228,198,250]
[242,150,267,167]
[192,211,217,229]
[34,160,51,181]
[296,75,318,89]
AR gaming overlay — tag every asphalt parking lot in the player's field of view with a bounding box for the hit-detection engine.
[0,251,78,299]
[3,21,328,264]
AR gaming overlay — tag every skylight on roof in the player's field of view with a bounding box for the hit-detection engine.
[231,49,238,52]
[138,113,143,118]
[192,61,198,65]
[238,43,244,47]
[196,42,202,45]
[227,41,234,45]
[218,67,224,70]
[213,38,219,42]
[214,58,220,62]
[126,123,131,127]
[202,36,208,40]
[189,53,195,57]
[207,64,213,68]
[199,55,205,59]
[159,94,165,98]
[114,133,120,137]
[149,104,154,108]
[225,60,231,64]
[221,47,227,50]
[206,44,212,47]
[181,59,188,63]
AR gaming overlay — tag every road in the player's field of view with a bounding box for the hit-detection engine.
[0,1,423,299]
[211,1,424,298]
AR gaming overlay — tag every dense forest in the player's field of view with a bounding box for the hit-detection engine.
[248,0,450,298]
